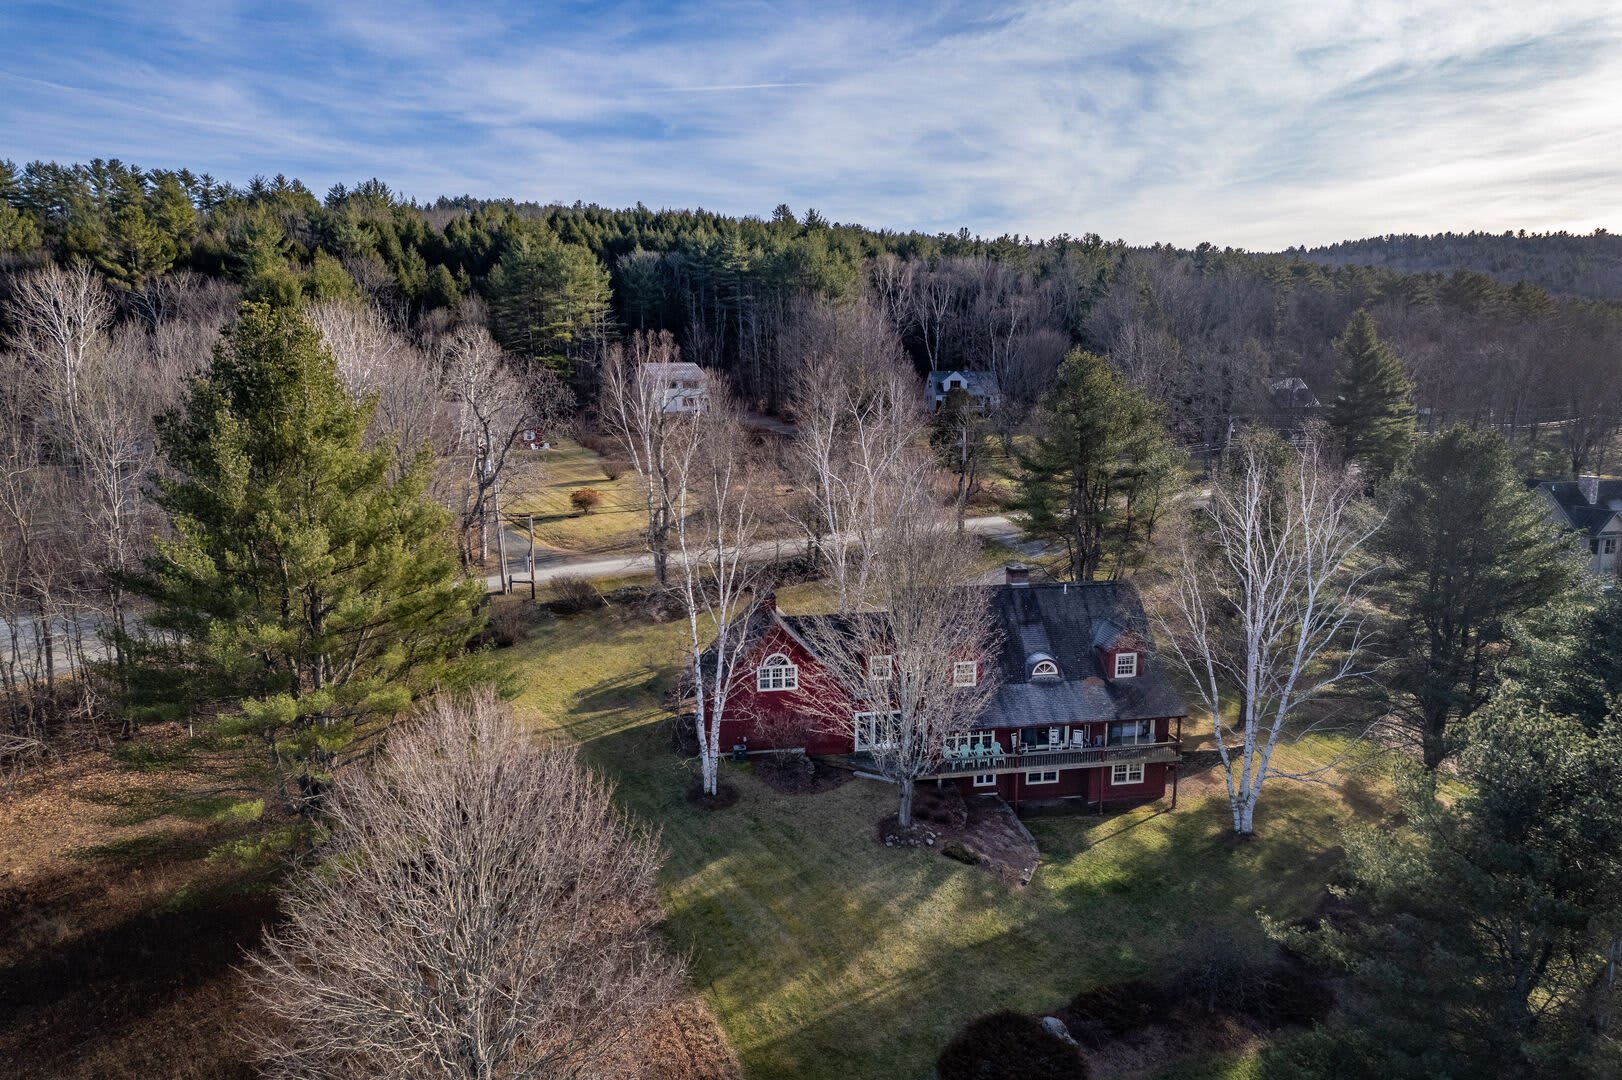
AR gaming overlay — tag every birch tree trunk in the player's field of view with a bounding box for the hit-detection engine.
[1155,427,1377,836]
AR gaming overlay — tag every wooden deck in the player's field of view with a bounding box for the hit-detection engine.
[844,740,1182,779]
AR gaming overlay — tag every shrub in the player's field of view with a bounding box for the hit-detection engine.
[601,458,631,481]
[550,575,601,614]
[486,602,536,648]
[577,432,618,456]
[570,488,602,514]
[938,1010,1086,1080]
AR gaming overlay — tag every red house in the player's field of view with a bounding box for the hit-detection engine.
[717,567,1187,812]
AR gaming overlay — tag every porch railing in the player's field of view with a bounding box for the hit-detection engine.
[927,738,1180,778]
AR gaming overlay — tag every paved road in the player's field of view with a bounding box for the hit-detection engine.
[3,516,1037,661]
[486,513,1034,591]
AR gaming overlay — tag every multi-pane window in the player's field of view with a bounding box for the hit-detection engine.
[756,653,799,692]
[869,655,893,680]
[855,710,901,751]
[1026,769,1060,784]
[1108,719,1153,746]
[1113,651,1138,679]
[973,773,997,788]
[1111,762,1145,785]
[952,660,978,687]
[946,731,996,753]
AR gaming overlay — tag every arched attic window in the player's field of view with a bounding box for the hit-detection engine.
[1029,653,1060,679]
[756,653,799,692]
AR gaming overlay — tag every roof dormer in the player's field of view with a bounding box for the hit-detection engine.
[1029,651,1060,679]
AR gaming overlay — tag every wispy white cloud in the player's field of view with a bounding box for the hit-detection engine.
[2,0,1618,247]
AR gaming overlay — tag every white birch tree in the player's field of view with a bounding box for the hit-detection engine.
[668,396,770,797]
[783,310,928,611]
[600,330,689,587]
[1154,428,1377,836]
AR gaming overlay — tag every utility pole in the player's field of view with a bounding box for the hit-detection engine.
[527,514,537,600]
[496,506,510,594]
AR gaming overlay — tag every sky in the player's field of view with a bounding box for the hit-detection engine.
[3,0,1620,249]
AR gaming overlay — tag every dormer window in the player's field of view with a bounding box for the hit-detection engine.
[952,660,978,687]
[1113,652,1138,679]
[869,655,893,680]
[757,653,799,692]
[1031,659,1060,678]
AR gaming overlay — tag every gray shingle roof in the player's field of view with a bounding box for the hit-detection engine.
[929,370,1001,399]
[715,582,1187,730]
[980,582,1185,729]
[1530,479,1622,536]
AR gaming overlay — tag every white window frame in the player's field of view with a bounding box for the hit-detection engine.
[1113,651,1138,679]
[756,653,799,693]
[952,660,978,687]
[1111,762,1145,786]
[854,710,901,752]
[1032,659,1059,678]
[972,773,997,788]
[1605,536,1619,555]
[947,731,996,753]
[869,654,893,680]
[1025,769,1060,785]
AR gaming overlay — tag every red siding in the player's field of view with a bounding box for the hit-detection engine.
[719,617,1177,811]
[718,624,853,756]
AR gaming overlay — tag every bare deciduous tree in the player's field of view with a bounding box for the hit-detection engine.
[599,330,690,587]
[440,320,531,568]
[668,396,771,797]
[247,690,683,1080]
[783,302,929,611]
[797,507,1001,828]
[1153,428,1377,836]
[309,298,460,485]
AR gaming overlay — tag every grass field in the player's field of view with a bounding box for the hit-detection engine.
[501,440,650,553]
[509,596,1390,1080]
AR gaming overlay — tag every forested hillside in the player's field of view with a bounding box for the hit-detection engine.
[1293,230,1622,301]
[3,155,1620,460]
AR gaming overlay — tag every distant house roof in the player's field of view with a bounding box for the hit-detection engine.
[724,581,1186,731]
[929,370,1001,400]
[1269,377,1320,410]
[642,361,707,384]
[1529,478,1622,536]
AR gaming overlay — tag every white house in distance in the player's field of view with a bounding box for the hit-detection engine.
[641,361,710,414]
[1530,475,1622,577]
[928,370,1001,413]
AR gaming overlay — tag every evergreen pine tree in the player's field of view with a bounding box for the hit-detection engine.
[486,227,611,375]
[1326,309,1414,479]
[1375,425,1578,768]
[1273,700,1622,1078]
[124,303,484,811]
[1010,350,1182,580]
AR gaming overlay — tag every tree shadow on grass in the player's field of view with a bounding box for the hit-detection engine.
[667,783,1351,1080]
[0,865,279,1080]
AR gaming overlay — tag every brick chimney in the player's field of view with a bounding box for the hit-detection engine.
[1580,475,1601,506]
[1005,564,1031,587]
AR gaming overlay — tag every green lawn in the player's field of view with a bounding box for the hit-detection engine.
[509,604,1386,1080]
[502,440,650,553]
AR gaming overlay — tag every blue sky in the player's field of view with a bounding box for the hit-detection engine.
[3,0,1619,248]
